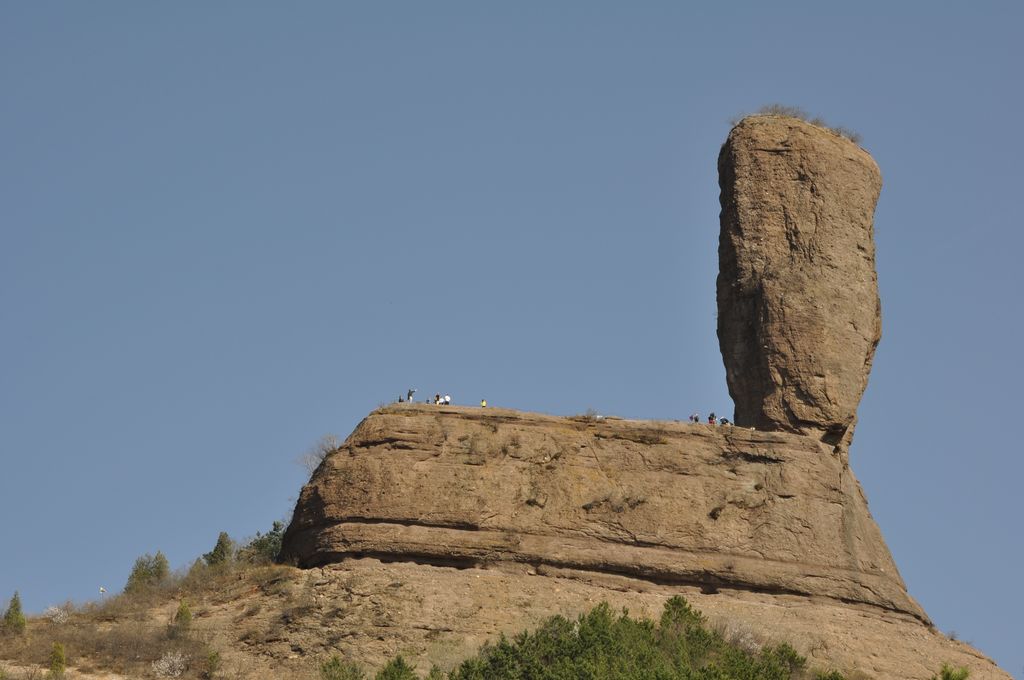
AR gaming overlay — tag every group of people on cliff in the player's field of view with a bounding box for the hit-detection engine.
[396,388,734,425]
[399,388,450,405]
[689,412,732,426]
[398,389,487,407]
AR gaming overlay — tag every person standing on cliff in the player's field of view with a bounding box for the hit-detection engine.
[444,394,451,405]
[708,412,717,425]
[407,388,416,403]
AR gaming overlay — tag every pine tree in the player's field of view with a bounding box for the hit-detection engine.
[124,552,171,594]
[152,550,170,581]
[203,532,234,567]
[169,600,192,639]
[375,657,418,680]
[238,521,286,564]
[49,642,66,677]
[2,592,26,635]
[320,656,365,680]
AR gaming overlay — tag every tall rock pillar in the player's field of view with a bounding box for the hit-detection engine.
[717,116,882,452]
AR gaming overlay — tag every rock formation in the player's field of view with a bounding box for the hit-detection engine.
[718,115,882,450]
[282,406,919,619]
[275,115,1011,678]
[280,405,1009,679]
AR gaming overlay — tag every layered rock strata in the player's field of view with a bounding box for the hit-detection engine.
[282,405,922,621]
[718,116,882,449]
[278,405,1014,678]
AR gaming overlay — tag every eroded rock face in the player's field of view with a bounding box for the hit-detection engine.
[717,116,882,449]
[278,406,1014,678]
[281,405,922,620]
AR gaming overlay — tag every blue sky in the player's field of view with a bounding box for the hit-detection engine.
[2,2,1021,676]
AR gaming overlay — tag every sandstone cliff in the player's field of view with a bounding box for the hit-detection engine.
[718,115,882,451]
[282,406,918,620]
[280,405,1008,679]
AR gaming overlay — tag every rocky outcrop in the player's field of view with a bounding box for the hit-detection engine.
[272,116,1013,678]
[282,405,921,619]
[279,405,1014,678]
[717,115,882,450]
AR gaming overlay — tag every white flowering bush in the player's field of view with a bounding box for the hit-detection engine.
[151,651,190,678]
[44,605,70,624]
[718,622,762,655]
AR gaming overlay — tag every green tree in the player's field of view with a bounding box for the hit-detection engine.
[203,532,234,567]
[376,656,418,680]
[48,642,67,678]
[202,649,222,679]
[124,551,170,593]
[168,600,192,639]
[238,521,286,564]
[2,592,26,635]
[448,597,829,680]
[320,655,365,680]
[424,666,446,680]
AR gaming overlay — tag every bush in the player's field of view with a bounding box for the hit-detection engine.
[300,434,342,475]
[203,532,234,567]
[152,651,190,678]
[125,551,171,594]
[168,600,192,639]
[932,664,970,680]
[202,649,222,679]
[48,642,66,678]
[43,605,70,625]
[2,592,26,635]
[754,103,811,120]
[321,656,365,680]
[376,656,417,680]
[447,597,826,680]
[733,104,862,144]
[238,521,286,564]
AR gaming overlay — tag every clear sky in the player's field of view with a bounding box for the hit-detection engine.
[2,2,1021,676]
